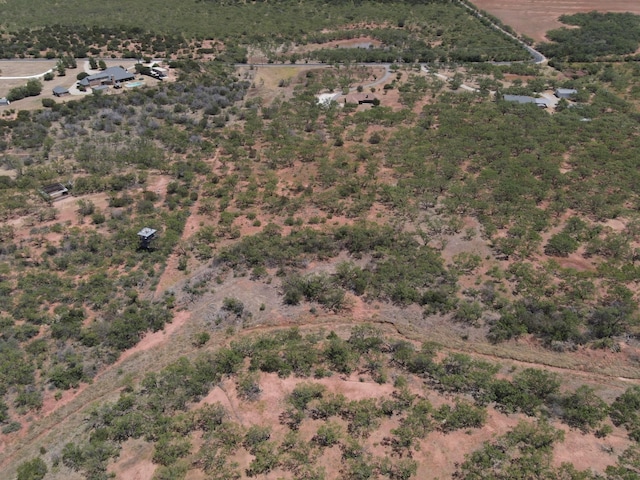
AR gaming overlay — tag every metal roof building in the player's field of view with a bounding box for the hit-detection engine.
[502,94,549,108]
[39,183,69,201]
[79,66,135,87]
[52,86,70,97]
[555,88,578,99]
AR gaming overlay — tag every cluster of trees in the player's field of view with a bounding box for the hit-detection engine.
[15,326,639,479]
[0,24,191,59]
[275,6,527,64]
[220,222,455,308]
[539,12,640,62]
[6,79,42,102]
[0,0,527,63]
[3,44,640,362]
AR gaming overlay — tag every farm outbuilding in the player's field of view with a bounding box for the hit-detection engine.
[502,94,548,108]
[345,93,379,105]
[39,183,69,201]
[52,86,70,97]
[555,88,578,99]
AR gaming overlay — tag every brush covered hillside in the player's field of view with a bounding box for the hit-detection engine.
[1,1,640,479]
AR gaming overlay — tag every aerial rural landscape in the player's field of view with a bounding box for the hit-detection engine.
[3,0,640,479]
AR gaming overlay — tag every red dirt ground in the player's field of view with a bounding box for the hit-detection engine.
[189,370,629,479]
[471,0,640,42]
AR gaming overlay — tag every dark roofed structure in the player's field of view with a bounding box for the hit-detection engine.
[39,182,69,201]
[344,93,379,105]
[52,86,70,97]
[79,66,135,88]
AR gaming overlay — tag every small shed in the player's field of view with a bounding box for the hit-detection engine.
[138,227,157,249]
[555,88,577,99]
[40,183,69,201]
[345,93,379,105]
[0,98,10,106]
[53,86,70,97]
[92,85,109,93]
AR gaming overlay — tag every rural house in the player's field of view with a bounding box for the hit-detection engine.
[79,66,135,88]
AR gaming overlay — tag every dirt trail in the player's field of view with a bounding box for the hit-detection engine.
[153,148,221,298]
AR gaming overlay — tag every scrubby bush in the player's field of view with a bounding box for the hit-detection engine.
[610,386,640,441]
[559,386,609,432]
[16,457,47,480]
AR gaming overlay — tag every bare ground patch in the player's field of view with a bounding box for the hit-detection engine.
[471,0,640,42]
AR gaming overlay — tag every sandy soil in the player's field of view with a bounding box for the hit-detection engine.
[191,369,630,479]
[471,0,640,42]
[115,309,193,366]
[108,438,156,480]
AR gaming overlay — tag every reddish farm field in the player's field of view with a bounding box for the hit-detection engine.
[471,0,640,42]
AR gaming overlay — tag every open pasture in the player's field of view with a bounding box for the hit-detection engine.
[471,0,640,41]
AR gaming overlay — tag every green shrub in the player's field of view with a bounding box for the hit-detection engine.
[222,297,244,317]
[559,386,609,432]
[153,434,191,466]
[2,421,21,433]
[246,441,279,477]
[545,232,579,257]
[288,383,325,411]
[243,425,271,453]
[192,332,210,347]
[16,457,47,480]
[433,400,487,432]
[610,386,640,441]
[312,422,341,447]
